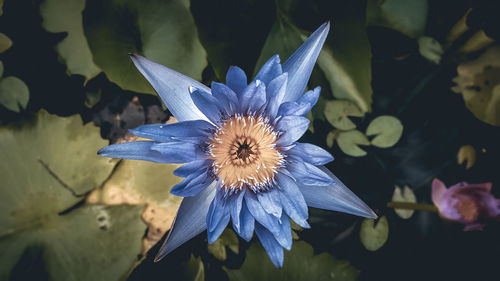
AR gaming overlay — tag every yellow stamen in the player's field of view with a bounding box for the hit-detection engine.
[209,115,283,191]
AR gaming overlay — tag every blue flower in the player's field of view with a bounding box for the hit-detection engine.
[98,22,376,267]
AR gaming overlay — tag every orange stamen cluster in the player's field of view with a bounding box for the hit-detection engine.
[209,115,283,191]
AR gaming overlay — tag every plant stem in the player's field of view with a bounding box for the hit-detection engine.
[387,202,438,212]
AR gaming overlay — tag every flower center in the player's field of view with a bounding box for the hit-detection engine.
[209,115,283,191]
[456,198,479,222]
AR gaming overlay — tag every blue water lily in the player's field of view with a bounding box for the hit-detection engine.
[98,22,376,267]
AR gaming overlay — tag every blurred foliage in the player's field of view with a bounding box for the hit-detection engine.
[360,216,389,251]
[208,228,239,261]
[0,66,29,112]
[0,32,12,53]
[457,144,476,169]
[224,241,359,281]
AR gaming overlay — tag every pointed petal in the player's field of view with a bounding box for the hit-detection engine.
[98,141,168,163]
[255,54,283,85]
[432,178,447,206]
[282,22,330,102]
[277,213,292,250]
[299,166,377,219]
[230,190,246,232]
[297,87,321,111]
[155,181,217,261]
[266,73,288,119]
[174,159,211,177]
[288,142,334,165]
[237,201,255,241]
[190,87,222,124]
[211,82,238,112]
[277,172,310,228]
[130,54,209,122]
[275,116,310,146]
[276,102,310,117]
[226,66,247,95]
[245,191,280,235]
[288,160,334,186]
[150,141,202,163]
[257,189,282,218]
[255,223,284,268]
[171,171,212,197]
[208,213,230,243]
[207,187,227,232]
[130,120,215,142]
[240,80,266,113]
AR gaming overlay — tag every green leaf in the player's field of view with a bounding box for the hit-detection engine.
[0,60,4,78]
[451,46,500,126]
[0,110,141,280]
[83,0,207,95]
[183,255,205,281]
[40,0,101,81]
[392,185,416,219]
[317,6,373,113]
[366,0,428,38]
[0,76,30,112]
[360,216,389,251]
[326,130,339,148]
[208,228,239,261]
[418,36,443,64]
[0,32,12,53]
[324,100,363,130]
[457,145,476,170]
[365,115,403,148]
[336,130,370,157]
[224,241,359,281]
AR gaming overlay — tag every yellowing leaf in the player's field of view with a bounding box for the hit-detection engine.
[360,216,389,251]
[40,0,101,81]
[0,32,12,53]
[337,130,370,157]
[392,185,417,219]
[366,115,403,148]
[0,76,30,112]
[457,145,476,169]
[324,100,364,130]
[326,130,338,148]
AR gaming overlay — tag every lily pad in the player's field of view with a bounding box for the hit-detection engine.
[0,76,30,112]
[0,110,145,280]
[0,32,12,53]
[418,36,443,64]
[324,100,364,130]
[183,255,205,281]
[326,130,339,148]
[40,0,101,81]
[360,216,389,251]
[457,145,476,170]
[336,130,370,157]
[366,0,428,39]
[208,228,239,261]
[87,156,183,254]
[451,46,500,126]
[365,115,403,148]
[83,0,207,95]
[224,241,359,281]
[392,185,417,219]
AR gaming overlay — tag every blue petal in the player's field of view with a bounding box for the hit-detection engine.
[230,190,246,232]
[98,141,168,163]
[150,141,202,163]
[299,166,377,219]
[174,159,211,177]
[288,142,334,165]
[296,87,321,113]
[255,54,283,85]
[240,80,266,113]
[130,54,209,122]
[277,172,310,228]
[265,73,288,119]
[257,188,282,218]
[130,120,215,142]
[207,186,228,232]
[171,171,212,197]
[208,213,230,243]
[236,201,255,241]
[255,223,284,268]
[245,191,281,235]
[155,181,216,261]
[226,66,247,95]
[277,213,292,250]
[288,160,334,186]
[211,82,238,112]
[275,116,310,146]
[190,87,222,124]
[276,101,310,117]
[282,22,330,103]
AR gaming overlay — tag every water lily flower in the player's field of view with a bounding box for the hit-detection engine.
[98,22,376,267]
[432,178,500,231]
